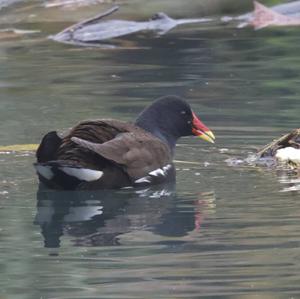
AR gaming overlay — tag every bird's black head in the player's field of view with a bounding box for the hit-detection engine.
[135,95,215,150]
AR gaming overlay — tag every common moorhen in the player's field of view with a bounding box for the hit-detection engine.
[35,95,215,190]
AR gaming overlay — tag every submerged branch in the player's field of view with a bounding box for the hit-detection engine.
[58,5,119,36]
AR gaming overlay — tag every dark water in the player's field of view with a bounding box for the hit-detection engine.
[1,1,300,298]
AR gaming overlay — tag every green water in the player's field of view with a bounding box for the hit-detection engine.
[1,1,300,298]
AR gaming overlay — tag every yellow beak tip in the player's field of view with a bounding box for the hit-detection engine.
[199,130,216,144]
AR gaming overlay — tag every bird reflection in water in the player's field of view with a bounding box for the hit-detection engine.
[34,185,215,249]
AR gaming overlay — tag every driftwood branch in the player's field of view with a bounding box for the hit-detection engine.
[58,5,119,36]
[257,128,300,157]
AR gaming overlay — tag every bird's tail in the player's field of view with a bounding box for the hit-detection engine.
[34,160,103,190]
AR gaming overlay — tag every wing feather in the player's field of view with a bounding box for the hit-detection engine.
[71,132,171,180]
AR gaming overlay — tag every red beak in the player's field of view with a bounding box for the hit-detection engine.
[192,112,215,143]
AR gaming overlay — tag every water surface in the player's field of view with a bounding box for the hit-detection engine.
[1,1,300,298]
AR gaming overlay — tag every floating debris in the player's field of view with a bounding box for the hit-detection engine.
[0,143,38,152]
[45,0,112,8]
[223,0,300,29]
[257,129,300,168]
[219,148,229,154]
[227,129,300,169]
[51,6,211,46]
[250,1,300,30]
[0,28,40,35]
[0,28,40,41]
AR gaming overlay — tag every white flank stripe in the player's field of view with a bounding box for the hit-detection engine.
[60,167,103,182]
[163,164,172,171]
[135,164,172,184]
[149,168,165,177]
[35,165,54,180]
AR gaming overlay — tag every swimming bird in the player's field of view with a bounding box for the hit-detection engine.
[35,95,215,190]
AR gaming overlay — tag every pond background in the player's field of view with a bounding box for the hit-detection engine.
[1,0,300,298]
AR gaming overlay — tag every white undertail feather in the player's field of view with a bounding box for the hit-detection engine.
[134,177,151,184]
[60,167,103,181]
[36,164,103,182]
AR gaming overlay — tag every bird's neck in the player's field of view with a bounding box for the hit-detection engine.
[135,116,177,154]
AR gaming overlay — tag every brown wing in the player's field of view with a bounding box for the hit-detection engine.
[71,131,171,180]
[55,119,136,167]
